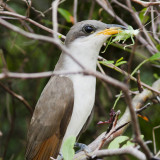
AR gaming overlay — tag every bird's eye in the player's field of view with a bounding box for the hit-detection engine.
[83,25,95,34]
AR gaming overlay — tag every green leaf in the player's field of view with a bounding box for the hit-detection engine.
[108,136,129,149]
[122,140,135,148]
[148,52,160,61]
[58,8,73,23]
[116,57,124,63]
[156,44,160,51]
[115,61,127,67]
[62,136,76,160]
[115,57,127,66]
[99,60,114,66]
[153,73,160,79]
[122,135,144,148]
[139,8,149,23]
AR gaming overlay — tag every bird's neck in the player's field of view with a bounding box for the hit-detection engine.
[55,40,102,72]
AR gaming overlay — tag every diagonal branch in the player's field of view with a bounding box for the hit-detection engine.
[131,0,160,7]
[74,79,160,160]
[0,11,65,39]
[0,82,33,114]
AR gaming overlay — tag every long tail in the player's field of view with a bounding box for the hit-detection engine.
[26,133,62,160]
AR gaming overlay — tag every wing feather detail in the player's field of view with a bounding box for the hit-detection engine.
[25,76,74,160]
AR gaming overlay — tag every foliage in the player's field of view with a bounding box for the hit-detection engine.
[62,136,76,160]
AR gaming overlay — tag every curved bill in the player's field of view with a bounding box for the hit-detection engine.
[97,28,122,35]
[97,24,126,35]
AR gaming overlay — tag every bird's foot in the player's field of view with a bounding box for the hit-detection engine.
[74,142,91,154]
[55,153,63,160]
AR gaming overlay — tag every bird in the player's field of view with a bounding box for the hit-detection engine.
[25,20,125,160]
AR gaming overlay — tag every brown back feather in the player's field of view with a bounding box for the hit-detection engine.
[25,76,74,160]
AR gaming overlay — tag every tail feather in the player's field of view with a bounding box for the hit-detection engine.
[26,133,62,160]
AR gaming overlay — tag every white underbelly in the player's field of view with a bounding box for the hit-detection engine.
[61,74,96,147]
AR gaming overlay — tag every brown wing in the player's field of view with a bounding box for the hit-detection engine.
[25,76,74,160]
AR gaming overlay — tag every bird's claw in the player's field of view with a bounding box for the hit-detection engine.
[75,142,91,154]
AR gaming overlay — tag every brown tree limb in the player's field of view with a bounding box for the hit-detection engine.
[74,79,160,160]
[91,147,146,160]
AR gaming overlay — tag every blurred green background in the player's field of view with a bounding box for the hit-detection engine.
[0,0,160,159]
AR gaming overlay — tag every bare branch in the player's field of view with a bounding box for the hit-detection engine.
[52,0,60,38]
[0,18,84,69]
[0,71,85,79]
[0,1,33,32]
[98,56,160,95]
[131,0,160,7]
[0,82,33,114]
[75,79,160,159]
[151,6,160,43]
[95,0,128,26]
[93,147,146,160]
[95,0,158,54]
[73,0,78,23]
[111,0,132,13]
[0,11,65,39]
[126,0,158,54]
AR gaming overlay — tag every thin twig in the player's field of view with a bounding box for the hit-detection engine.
[95,0,128,26]
[152,125,160,154]
[52,0,60,38]
[0,1,33,32]
[126,0,158,54]
[0,82,33,114]
[88,0,95,19]
[73,0,78,23]
[111,0,132,13]
[0,18,84,69]
[75,79,160,160]
[92,147,146,160]
[0,11,65,39]
[151,6,160,43]
[98,56,160,95]
[83,70,145,159]
[131,0,160,7]
[0,71,84,79]
[95,0,156,55]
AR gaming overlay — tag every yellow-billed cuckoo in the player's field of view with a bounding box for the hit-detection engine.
[25,20,125,160]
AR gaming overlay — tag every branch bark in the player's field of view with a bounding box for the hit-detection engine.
[131,0,160,7]
[74,79,160,160]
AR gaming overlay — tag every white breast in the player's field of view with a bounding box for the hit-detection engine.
[61,74,96,144]
[59,33,108,150]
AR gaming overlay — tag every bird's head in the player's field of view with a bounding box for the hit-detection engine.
[65,20,126,50]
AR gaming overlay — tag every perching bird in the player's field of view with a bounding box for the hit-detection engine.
[25,20,125,160]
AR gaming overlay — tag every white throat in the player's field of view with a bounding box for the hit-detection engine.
[57,34,109,154]
[56,34,109,72]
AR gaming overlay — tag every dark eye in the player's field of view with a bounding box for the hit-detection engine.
[83,25,95,34]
